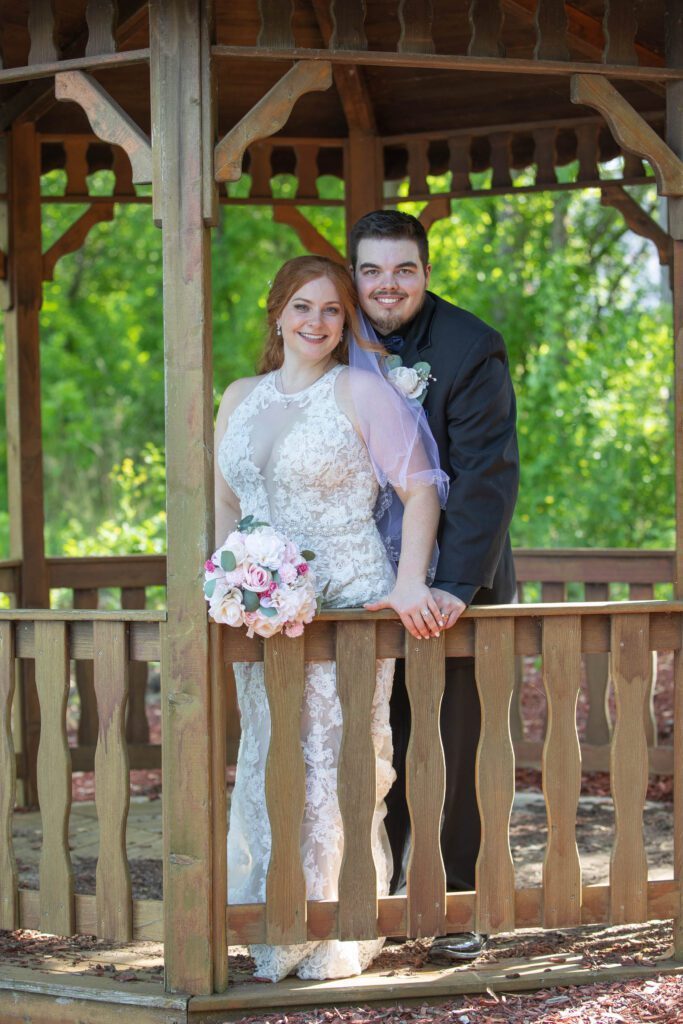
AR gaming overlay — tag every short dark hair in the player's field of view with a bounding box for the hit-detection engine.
[349,210,429,270]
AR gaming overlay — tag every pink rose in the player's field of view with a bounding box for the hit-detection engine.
[205,560,215,573]
[284,621,304,638]
[242,564,272,592]
[297,562,309,576]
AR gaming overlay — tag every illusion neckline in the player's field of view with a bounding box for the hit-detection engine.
[268,364,341,404]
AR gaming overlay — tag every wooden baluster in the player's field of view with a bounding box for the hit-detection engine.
[210,624,228,991]
[629,583,657,747]
[85,0,118,57]
[263,633,307,944]
[94,621,131,940]
[510,654,524,743]
[112,146,135,197]
[534,0,569,62]
[122,588,149,745]
[398,0,434,54]
[584,582,612,745]
[542,616,582,927]
[474,618,516,934]
[330,0,368,50]
[28,0,58,64]
[74,589,98,745]
[674,615,683,958]
[336,622,379,940]
[541,581,564,603]
[248,142,273,198]
[489,132,511,188]
[603,0,640,67]
[295,145,320,200]
[64,139,90,197]
[468,0,504,58]
[448,135,471,192]
[405,631,446,938]
[533,128,558,187]
[576,123,600,182]
[407,140,429,197]
[35,621,74,935]
[257,0,294,48]
[0,623,17,928]
[610,614,649,923]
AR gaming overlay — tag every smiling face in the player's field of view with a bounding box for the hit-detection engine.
[354,238,431,334]
[277,275,345,365]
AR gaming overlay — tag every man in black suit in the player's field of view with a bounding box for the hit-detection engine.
[353,210,519,960]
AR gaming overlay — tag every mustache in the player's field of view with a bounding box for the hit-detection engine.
[370,289,408,299]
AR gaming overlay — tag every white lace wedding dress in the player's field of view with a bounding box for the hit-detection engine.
[217,364,397,982]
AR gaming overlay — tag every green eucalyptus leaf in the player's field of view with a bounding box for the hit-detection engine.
[243,590,260,612]
[301,549,316,561]
[220,550,237,572]
[413,360,431,375]
[203,578,216,598]
[260,605,278,618]
[384,354,403,371]
[238,515,254,530]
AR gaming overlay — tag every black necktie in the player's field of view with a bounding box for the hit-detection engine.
[382,334,405,354]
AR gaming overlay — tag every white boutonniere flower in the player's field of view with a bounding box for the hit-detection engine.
[385,355,436,405]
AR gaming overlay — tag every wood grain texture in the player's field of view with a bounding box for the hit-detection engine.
[448,135,472,191]
[0,622,17,927]
[571,74,683,197]
[42,204,115,281]
[610,614,650,924]
[398,0,434,54]
[85,0,118,57]
[28,0,58,64]
[330,0,368,50]
[214,61,333,182]
[295,144,320,199]
[336,622,378,940]
[404,632,446,938]
[474,618,516,933]
[489,131,512,187]
[584,583,611,745]
[345,128,382,226]
[257,0,294,48]
[533,126,557,185]
[210,624,228,991]
[263,633,307,944]
[73,589,98,746]
[603,0,639,67]
[675,623,683,957]
[468,0,505,58]
[121,588,150,745]
[600,184,672,265]
[534,0,569,61]
[273,205,344,263]
[542,616,582,927]
[35,621,74,935]
[93,621,131,940]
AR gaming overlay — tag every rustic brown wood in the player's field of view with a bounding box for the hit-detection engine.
[623,151,646,177]
[112,145,135,197]
[541,581,565,602]
[330,0,368,50]
[448,135,472,191]
[48,554,166,589]
[407,139,430,194]
[403,631,447,938]
[247,141,273,196]
[258,0,294,48]
[610,614,650,924]
[515,548,674,584]
[398,0,435,54]
[675,615,683,957]
[295,144,320,198]
[64,137,90,195]
[468,0,505,58]
[35,621,74,935]
[474,618,516,933]
[418,196,451,234]
[603,0,639,67]
[93,621,132,941]
[515,738,674,775]
[263,633,307,944]
[121,588,149,746]
[311,0,376,134]
[70,742,160,773]
[42,204,116,282]
[533,126,557,185]
[55,71,152,184]
[6,121,49,808]
[0,622,17,928]
[28,0,58,64]
[575,122,601,180]
[583,584,611,746]
[674,244,683,593]
[534,0,569,62]
[345,129,382,228]
[489,131,512,187]
[542,616,582,927]
[572,74,683,196]
[666,3,683,243]
[336,622,379,940]
[151,0,215,994]
[74,589,98,746]
[209,624,228,991]
[510,655,524,743]
[273,205,345,263]
[214,61,332,182]
[600,184,672,265]
[85,0,118,57]
[0,48,149,88]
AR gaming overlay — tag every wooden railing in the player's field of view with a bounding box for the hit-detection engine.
[1,600,681,983]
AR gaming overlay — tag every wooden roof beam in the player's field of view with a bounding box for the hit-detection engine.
[310,0,377,135]
[600,183,672,265]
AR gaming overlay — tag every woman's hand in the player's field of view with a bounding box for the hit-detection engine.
[365,580,445,639]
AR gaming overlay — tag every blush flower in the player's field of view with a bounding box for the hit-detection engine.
[244,527,285,569]
[209,586,244,627]
[242,564,272,592]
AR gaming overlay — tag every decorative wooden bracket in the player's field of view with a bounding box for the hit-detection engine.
[600,184,672,266]
[418,196,451,234]
[54,71,152,184]
[273,205,344,264]
[214,61,333,182]
[42,203,115,281]
[570,74,683,197]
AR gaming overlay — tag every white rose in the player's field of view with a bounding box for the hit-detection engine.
[218,531,247,565]
[244,527,286,569]
[388,365,426,400]
[274,584,317,623]
[252,613,282,639]
[209,586,244,626]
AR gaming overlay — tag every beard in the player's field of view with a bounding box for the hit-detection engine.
[366,292,426,335]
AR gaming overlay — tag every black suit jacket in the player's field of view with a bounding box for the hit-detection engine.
[399,292,519,606]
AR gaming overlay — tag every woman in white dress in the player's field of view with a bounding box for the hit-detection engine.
[214,256,446,982]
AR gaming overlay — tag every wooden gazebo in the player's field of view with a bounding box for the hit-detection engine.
[1,1,683,1019]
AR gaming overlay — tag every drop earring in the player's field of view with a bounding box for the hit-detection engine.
[276,323,282,336]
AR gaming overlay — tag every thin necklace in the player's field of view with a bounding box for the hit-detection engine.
[275,363,335,406]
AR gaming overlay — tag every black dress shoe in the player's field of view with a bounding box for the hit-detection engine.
[429,932,488,961]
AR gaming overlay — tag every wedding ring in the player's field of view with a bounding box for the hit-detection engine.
[422,607,429,617]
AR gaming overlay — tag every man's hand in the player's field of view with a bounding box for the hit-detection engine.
[430,588,466,630]
[365,581,444,639]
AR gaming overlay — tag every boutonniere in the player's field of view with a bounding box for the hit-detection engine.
[384,355,436,405]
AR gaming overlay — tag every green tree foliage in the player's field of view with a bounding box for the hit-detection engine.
[0,169,672,558]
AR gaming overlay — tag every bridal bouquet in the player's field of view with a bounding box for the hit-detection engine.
[203,516,318,638]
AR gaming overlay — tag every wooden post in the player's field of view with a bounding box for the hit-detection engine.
[667,0,683,598]
[150,0,216,996]
[345,129,383,247]
[4,122,49,808]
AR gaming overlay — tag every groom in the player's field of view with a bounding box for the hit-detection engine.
[352,210,519,960]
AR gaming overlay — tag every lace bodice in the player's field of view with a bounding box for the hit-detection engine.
[218,365,395,605]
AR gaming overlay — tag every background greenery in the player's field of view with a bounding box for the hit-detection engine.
[0,166,672,559]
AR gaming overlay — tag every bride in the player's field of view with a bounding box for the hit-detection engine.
[214,255,447,982]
